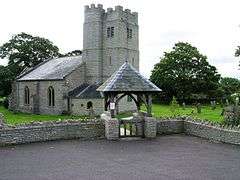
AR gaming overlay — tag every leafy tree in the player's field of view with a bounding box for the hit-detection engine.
[0,32,60,75]
[0,33,61,96]
[220,77,240,98]
[0,65,14,96]
[150,42,221,103]
[62,50,82,57]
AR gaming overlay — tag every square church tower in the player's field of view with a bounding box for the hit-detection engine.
[82,4,139,84]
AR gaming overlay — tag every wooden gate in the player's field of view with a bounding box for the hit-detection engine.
[119,118,144,138]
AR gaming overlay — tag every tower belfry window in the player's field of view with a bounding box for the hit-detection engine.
[107,27,114,38]
[111,27,114,37]
[107,27,111,38]
[127,28,133,39]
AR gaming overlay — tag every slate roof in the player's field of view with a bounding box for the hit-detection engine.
[68,83,103,99]
[97,62,162,92]
[17,56,83,81]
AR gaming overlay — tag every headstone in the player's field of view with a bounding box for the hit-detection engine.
[182,102,186,110]
[0,113,6,127]
[211,100,216,110]
[196,103,201,114]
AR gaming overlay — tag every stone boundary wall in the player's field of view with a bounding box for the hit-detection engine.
[1,115,240,146]
[156,117,240,145]
[0,119,105,146]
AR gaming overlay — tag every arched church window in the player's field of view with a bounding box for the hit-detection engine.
[48,86,55,107]
[87,101,93,109]
[24,86,30,105]
[132,58,135,65]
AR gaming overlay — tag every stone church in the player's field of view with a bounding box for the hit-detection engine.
[9,4,139,115]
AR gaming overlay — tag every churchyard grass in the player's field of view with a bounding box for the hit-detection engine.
[142,104,224,123]
[0,104,224,125]
[0,106,87,125]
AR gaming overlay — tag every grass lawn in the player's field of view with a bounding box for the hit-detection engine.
[0,106,87,125]
[0,103,224,125]
[142,104,224,123]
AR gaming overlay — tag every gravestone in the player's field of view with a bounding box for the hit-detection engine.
[0,113,6,127]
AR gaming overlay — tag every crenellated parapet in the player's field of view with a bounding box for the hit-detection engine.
[84,4,138,24]
[105,5,138,24]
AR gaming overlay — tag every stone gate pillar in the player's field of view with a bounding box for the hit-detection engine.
[101,112,119,140]
[144,116,157,138]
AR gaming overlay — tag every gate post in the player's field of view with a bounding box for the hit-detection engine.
[144,116,157,138]
[101,112,119,140]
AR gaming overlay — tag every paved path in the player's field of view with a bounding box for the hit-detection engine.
[1,135,240,180]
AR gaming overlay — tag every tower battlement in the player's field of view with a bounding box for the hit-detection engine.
[84,4,138,23]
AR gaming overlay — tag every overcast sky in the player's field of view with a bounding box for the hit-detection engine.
[0,0,239,78]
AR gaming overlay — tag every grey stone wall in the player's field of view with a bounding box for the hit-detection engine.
[0,119,104,146]
[71,98,105,115]
[184,120,240,145]
[157,118,184,134]
[156,117,240,145]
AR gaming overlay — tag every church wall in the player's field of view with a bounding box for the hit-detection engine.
[38,81,67,115]
[71,98,104,115]
[65,63,86,91]
[16,81,38,113]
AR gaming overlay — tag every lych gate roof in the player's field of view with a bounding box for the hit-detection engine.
[17,56,83,81]
[97,62,162,92]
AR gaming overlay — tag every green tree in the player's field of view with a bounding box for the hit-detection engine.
[0,32,60,75]
[220,77,240,98]
[0,33,61,96]
[150,42,221,103]
[62,50,82,57]
[0,65,14,96]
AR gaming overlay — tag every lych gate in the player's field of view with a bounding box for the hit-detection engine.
[97,62,161,139]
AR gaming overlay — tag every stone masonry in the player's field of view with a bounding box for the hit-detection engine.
[101,112,119,140]
[0,119,104,146]
[144,117,157,138]
[1,116,240,146]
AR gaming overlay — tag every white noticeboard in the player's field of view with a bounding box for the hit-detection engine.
[110,103,115,110]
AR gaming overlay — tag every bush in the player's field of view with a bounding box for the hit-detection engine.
[170,96,180,116]
[224,105,240,126]
[3,98,9,109]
